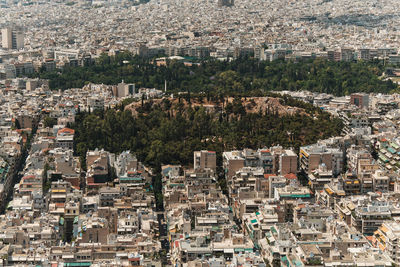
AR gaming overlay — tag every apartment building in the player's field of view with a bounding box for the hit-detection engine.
[300,144,343,176]
[1,28,24,50]
[193,150,217,172]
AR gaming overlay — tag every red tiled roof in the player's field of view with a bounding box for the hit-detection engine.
[284,173,297,180]
[57,128,75,135]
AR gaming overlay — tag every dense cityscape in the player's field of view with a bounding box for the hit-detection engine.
[1,0,400,267]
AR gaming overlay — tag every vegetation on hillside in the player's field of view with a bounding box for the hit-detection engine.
[72,93,342,210]
[72,95,343,168]
[33,52,398,96]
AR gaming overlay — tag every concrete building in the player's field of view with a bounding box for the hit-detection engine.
[300,144,343,176]
[1,28,24,50]
[193,150,216,172]
[223,147,297,181]
[351,93,369,109]
[116,80,135,98]
[218,0,234,7]
[374,221,400,265]
[55,128,74,150]
[279,150,298,175]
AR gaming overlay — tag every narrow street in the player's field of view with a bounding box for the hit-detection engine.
[157,212,170,265]
[0,119,39,214]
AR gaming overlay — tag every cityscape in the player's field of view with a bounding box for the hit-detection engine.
[1,0,400,267]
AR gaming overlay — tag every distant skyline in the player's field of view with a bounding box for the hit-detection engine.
[0,0,400,52]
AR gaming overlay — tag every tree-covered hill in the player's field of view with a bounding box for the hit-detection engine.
[72,93,343,210]
[34,52,398,96]
[72,94,343,169]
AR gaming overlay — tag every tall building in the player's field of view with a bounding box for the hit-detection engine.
[279,150,298,175]
[358,48,372,61]
[217,0,234,7]
[194,150,217,172]
[1,28,24,50]
[350,93,369,109]
[340,48,355,62]
[116,80,135,98]
[299,144,343,176]
[223,147,297,180]
[374,221,400,264]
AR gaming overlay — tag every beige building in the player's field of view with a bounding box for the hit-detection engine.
[223,147,298,180]
[1,28,24,50]
[374,221,400,264]
[300,145,343,176]
[115,80,135,98]
[223,151,245,180]
[193,150,216,172]
[280,150,298,175]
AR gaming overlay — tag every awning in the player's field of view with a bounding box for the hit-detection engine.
[62,255,74,259]
[391,142,399,149]
[325,188,333,195]
[381,225,389,233]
